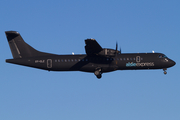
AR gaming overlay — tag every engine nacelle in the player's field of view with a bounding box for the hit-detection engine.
[98,48,120,56]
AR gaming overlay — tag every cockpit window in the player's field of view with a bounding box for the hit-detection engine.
[159,55,162,58]
[159,55,168,58]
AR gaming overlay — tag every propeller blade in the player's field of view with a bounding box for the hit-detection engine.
[116,42,118,54]
[116,42,118,52]
[115,42,118,64]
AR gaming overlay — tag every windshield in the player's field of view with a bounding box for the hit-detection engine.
[159,55,168,58]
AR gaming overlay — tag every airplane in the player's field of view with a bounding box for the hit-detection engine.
[5,31,176,79]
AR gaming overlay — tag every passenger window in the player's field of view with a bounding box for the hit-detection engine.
[127,58,129,60]
[120,58,122,61]
[55,60,57,62]
[65,59,67,62]
[124,58,126,60]
[61,59,63,62]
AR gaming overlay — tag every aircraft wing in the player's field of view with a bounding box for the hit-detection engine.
[85,39,103,56]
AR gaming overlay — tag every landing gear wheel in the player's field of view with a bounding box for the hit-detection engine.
[97,74,102,79]
[164,71,167,75]
[94,68,102,79]
[163,68,167,75]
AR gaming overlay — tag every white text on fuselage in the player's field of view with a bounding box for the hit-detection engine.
[126,62,154,67]
[35,60,45,63]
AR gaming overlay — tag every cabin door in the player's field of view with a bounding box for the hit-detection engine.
[47,59,52,68]
[136,56,141,62]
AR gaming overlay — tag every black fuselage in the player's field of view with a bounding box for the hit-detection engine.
[6,53,175,73]
[5,31,176,79]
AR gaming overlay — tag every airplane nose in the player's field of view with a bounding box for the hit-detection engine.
[172,60,176,66]
[170,59,176,67]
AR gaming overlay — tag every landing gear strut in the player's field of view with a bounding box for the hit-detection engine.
[94,68,102,79]
[163,68,167,75]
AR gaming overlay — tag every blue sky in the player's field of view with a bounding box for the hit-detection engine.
[0,0,180,120]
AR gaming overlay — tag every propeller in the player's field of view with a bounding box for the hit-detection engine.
[115,42,121,54]
[116,42,118,52]
[115,42,122,65]
[115,42,118,64]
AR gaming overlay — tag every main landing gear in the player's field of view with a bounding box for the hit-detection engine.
[163,68,167,75]
[94,68,102,79]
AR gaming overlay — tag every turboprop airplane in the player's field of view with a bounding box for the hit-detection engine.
[5,31,176,79]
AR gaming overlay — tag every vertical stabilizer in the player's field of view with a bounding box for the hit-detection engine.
[5,31,51,59]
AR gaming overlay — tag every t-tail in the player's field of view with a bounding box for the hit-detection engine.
[5,31,52,59]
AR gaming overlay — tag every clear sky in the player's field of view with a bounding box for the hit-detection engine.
[0,0,180,120]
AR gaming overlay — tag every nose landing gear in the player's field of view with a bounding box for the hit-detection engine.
[163,68,167,75]
[94,68,102,79]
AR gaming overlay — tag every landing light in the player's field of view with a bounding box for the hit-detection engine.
[152,51,155,53]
